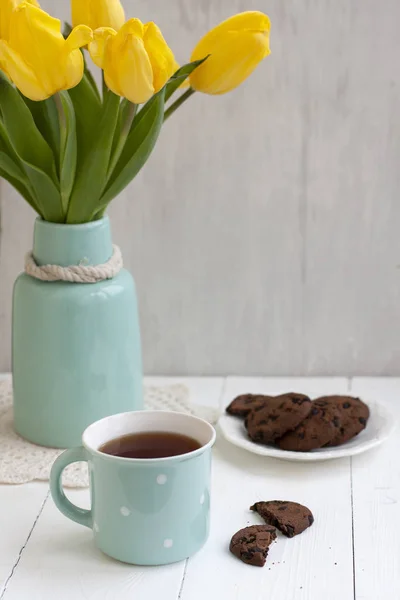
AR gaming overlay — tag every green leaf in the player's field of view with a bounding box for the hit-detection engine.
[0,119,21,161]
[99,88,165,209]
[84,64,101,102]
[66,90,120,224]
[58,91,77,213]
[24,163,64,222]
[0,77,56,178]
[0,77,63,221]
[0,152,41,214]
[0,119,43,214]
[0,167,42,216]
[0,151,27,181]
[0,134,63,221]
[0,119,38,204]
[63,22,73,38]
[21,96,60,169]
[111,98,132,154]
[164,58,208,103]
[68,74,103,179]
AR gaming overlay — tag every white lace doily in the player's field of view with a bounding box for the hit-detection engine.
[0,377,219,488]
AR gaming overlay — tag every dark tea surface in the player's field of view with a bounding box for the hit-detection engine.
[99,431,201,459]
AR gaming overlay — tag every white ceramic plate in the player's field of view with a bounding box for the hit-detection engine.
[218,400,397,462]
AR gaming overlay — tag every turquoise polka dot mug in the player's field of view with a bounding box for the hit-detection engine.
[50,411,216,565]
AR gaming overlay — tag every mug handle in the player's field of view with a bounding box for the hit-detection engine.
[50,447,92,529]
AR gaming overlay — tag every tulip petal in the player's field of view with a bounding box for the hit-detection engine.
[143,22,179,92]
[94,0,125,31]
[190,30,269,95]
[114,34,154,103]
[66,25,93,50]
[63,48,85,91]
[119,18,144,38]
[71,0,91,30]
[0,63,11,80]
[89,27,117,69]
[0,0,40,41]
[72,0,125,31]
[103,70,122,98]
[192,11,271,60]
[11,2,63,47]
[0,40,48,101]
[102,31,122,96]
[10,3,66,95]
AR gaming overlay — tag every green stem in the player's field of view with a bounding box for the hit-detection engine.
[102,71,108,101]
[54,92,67,217]
[107,102,137,180]
[54,92,66,164]
[164,88,196,121]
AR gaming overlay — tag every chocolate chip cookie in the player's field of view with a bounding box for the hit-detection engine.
[321,395,370,446]
[251,501,314,538]
[226,394,271,417]
[230,525,277,566]
[245,393,312,444]
[277,399,341,451]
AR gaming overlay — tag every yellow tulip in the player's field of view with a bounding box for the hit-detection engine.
[89,18,178,103]
[189,11,271,95]
[0,0,40,41]
[143,22,179,92]
[0,2,92,101]
[71,0,125,31]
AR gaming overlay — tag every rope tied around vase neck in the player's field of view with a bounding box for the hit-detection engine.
[24,245,123,283]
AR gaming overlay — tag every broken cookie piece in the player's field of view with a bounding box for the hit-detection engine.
[250,500,314,538]
[229,525,277,566]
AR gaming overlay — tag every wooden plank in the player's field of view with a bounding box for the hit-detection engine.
[2,378,225,599]
[0,484,48,595]
[180,377,354,600]
[350,378,400,600]
[2,488,186,600]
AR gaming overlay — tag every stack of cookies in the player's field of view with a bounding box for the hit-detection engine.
[226,393,370,451]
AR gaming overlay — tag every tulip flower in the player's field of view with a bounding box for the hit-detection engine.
[71,0,125,31]
[143,22,179,92]
[0,0,40,41]
[89,18,178,103]
[0,2,92,101]
[189,11,271,95]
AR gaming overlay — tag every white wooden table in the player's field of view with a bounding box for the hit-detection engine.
[0,376,399,600]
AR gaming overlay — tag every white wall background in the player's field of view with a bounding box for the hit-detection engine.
[0,0,399,375]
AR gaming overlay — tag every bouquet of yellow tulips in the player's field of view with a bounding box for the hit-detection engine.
[0,0,271,224]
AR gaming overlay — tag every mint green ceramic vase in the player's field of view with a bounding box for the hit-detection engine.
[12,216,143,449]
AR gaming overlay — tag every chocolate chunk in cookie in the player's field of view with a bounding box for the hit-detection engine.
[320,396,370,446]
[230,525,277,567]
[245,393,312,444]
[226,394,271,417]
[251,501,314,538]
[277,399,341,451]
